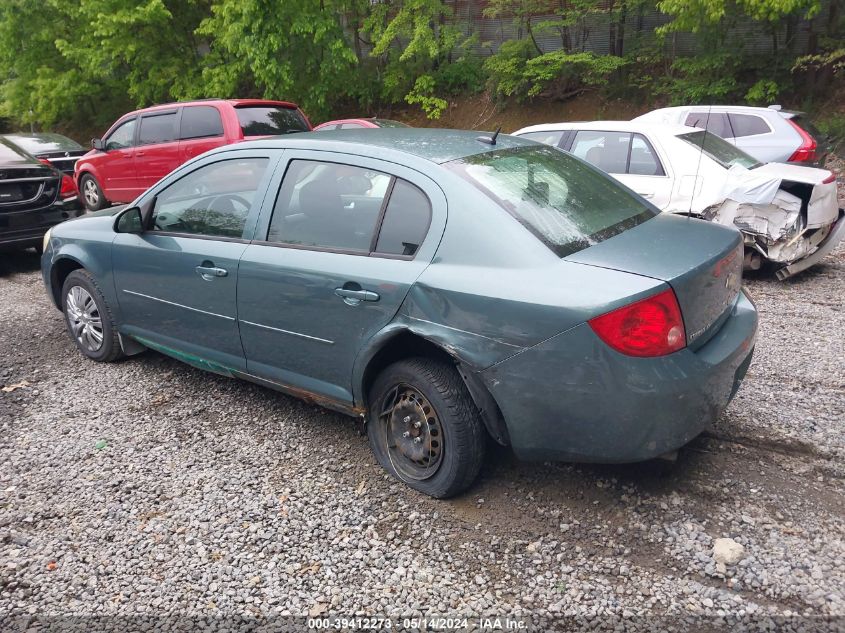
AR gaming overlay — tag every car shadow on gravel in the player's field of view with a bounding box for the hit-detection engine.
[0,248,42,278]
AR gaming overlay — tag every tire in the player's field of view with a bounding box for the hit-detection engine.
[79,174,107,211]
[368,357,486,498]
[61,269,124,362]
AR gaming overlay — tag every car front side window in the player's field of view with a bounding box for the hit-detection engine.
[150,157,269,239]
[266,160,392,252]
[105,119,136,151]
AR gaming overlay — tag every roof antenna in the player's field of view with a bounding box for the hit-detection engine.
[477,126,501,145]
[688,105,712,222]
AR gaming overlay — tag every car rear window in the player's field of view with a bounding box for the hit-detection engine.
[728,113,770,137]
[180,106,224,139]
[236,106,310,136]
[678,130,762,170]
[447,146,658,258]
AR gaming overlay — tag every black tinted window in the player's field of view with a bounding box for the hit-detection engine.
[236,107,309,136]
[267,160,391,252]
[139,113,177,145]
[728,113,770,137]
[685,112,732,138]
[151,158,269,238]
[181,106,224,139]
[375,180,431,257]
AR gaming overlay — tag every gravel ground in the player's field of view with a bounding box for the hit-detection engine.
[1,236,843,631]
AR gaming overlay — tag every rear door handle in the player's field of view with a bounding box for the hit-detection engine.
[335,287,380,305]
[195,264,228,281]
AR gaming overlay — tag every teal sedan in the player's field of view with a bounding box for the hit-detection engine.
[41,129,758,498]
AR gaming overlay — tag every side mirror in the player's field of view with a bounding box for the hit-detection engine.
[92,138,104,151]
[115,207,143,233]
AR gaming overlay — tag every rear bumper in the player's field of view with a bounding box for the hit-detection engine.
[0,201,84,247]
[480,290,758,462]
[776,209,845,280]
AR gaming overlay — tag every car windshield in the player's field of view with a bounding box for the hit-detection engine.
[236,106,310,136]
[678,130,762,170]
[447,146,658,257]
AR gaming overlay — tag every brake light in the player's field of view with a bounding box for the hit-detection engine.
[59,174,77,198]
[786,119,817,163]
[38,158,77,198]
[588,289,686,357]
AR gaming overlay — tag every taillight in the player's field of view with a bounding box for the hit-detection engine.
[59,174,77,198]
[786,119,817,163]
[588,289,686,357]
[38,158,77,198]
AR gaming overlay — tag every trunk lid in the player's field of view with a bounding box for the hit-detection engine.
[566,213,743,349]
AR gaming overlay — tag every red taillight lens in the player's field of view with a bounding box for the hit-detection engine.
[60,174,77,198]
[38,158,77,198]
[588,289,686,357]
[786,119,817,163]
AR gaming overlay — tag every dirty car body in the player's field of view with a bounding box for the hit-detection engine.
[41,129,758,494]
[513,121,844,279]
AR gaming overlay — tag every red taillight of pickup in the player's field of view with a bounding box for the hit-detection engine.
[38,159,78,199]
[786,119,818,163]
[589,289,686,357]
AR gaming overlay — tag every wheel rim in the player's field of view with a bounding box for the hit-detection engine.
[66,286,104,352]
[83,179,99,207]
[379,383,444,481]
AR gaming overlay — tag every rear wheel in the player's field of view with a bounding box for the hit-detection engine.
[368,358,486,498]
[80,174,107,211]
[61,270,123,362]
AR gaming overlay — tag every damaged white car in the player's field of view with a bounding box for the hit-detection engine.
[512,121,844,279]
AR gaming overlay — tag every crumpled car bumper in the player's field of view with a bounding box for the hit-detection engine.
[775,209,845,280]
[480,291,758,463]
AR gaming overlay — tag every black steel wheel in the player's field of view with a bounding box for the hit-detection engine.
[368,357,485,498]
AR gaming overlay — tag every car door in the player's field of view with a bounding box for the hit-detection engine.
[179,105,227,163]
[135,109,181,192]
[567,130,673,209]
[112,151,276,371]
[99,116,139,201]
[237,151,445,405]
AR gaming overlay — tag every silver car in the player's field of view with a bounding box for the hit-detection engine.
[634,105,826,167]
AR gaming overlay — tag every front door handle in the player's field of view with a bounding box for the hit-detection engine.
[335,287,380,305]
[195,264,228,281]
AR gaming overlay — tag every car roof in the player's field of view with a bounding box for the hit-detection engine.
[128,98,301,116]
[640,105,799,119]
[514,120,698,136]
[233,128,537,164]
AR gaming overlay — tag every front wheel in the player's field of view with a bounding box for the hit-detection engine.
[79,174,107,211]
[368,358,486,498]
[61,270,123,362]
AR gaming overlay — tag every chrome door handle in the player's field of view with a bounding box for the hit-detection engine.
[335,287,380,305]
[195,265,228,281]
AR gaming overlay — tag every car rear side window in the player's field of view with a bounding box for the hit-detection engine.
[236,107,310,136]
[180,106,224,139]
[684,112,732,138]
[139,112,178,145]
[374,180,431,257]
[105,119,136,150]
[728,113,770,137]
[447,146,658,258]
[150,157,269,239]
[267,160,392,252]
[628,134,665,176]
[519,131,564,146]
[570,130,630,173]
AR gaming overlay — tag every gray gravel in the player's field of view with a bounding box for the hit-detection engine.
[0,237,843,631]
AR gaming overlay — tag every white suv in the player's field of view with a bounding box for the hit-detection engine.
[633,105,826,167]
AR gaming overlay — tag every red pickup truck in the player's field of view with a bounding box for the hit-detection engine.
[75,99,312,211]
